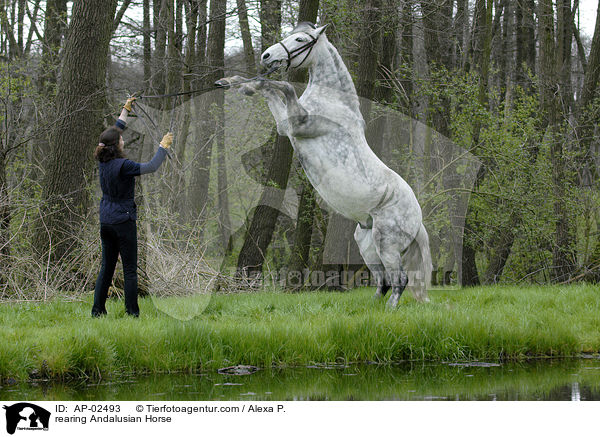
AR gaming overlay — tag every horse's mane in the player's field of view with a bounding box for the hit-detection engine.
[320,37,362,117]
[292,22,362,119]
[292,21,317,33]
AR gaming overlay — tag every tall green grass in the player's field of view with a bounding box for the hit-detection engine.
[0,284,599,380]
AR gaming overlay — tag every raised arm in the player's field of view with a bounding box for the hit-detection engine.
[115,97,136,130]
[138,132,173,175]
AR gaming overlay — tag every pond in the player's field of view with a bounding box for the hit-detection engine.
[1,358,599,401]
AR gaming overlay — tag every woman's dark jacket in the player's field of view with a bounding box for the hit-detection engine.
[98,148,167,224]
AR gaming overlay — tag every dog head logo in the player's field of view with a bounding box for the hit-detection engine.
[3,403,50,435]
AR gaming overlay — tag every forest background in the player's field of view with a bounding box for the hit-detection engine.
[1,0,600,300]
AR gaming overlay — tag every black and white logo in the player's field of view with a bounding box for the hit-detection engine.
[3,403,50,434]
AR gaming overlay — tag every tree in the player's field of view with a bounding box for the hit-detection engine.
[185,0,214,234]
[143,0,152,88]
[236,0,319,281]
[38,0,67,93]
[35,0,118,263]
[153,0,169,98]
[539,0,576,281]
[460,0,493,286]
[237,0,256,73]
[515,0,535,89]
[579,0,600,279]
[205,0,232,252]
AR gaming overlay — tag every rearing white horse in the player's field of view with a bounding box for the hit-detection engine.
[216,22,432,306]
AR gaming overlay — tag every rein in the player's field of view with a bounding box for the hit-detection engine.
[278,33,318,71]
[130,64,279,161]
[137,65,280,100]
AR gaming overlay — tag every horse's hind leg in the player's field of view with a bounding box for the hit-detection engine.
[354,225,390,299]
[371,219,413,308]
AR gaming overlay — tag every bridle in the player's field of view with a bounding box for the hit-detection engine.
[277,32,319,71]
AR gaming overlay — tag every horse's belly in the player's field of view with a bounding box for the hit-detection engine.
[297,153,380,221]
[312,172,374,219]
[292,133,403,221]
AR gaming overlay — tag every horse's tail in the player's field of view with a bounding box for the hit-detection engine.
[404,223,432,302]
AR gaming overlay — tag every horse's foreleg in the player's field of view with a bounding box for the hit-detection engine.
[260,80,323,137]
[261,81,307,118]
[215,76,292,135]
[258,88,289,135]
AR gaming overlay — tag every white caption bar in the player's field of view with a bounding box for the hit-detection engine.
[0,401,595,436]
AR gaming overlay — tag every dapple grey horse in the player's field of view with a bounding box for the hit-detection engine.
[216,22,432,306]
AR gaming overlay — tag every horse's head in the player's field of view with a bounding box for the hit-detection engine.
[261,22,329,71]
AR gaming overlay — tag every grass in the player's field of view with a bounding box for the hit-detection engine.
[0,284,599,381]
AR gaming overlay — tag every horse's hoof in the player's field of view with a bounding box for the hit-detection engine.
[214,79,230,89]
[386,295,400,308]
[240,85,256,96]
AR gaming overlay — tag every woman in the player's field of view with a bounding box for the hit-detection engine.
[91,97,173,317]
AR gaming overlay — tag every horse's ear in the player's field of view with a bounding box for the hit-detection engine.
[315,24,330,35]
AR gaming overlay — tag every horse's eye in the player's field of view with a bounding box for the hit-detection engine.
[296,37,305,42]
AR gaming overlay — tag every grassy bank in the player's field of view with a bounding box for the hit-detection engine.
[1,285,599,380]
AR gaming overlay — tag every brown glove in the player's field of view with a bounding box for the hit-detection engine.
[123,96,136,112]
[160,132,174,149]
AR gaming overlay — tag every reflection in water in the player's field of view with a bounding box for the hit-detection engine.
[572,382,580,401]
[1,359,599,401]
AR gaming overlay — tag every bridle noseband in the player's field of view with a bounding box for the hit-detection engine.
[277,32,319,71]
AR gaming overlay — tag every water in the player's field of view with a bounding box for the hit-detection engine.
[1,359,599,401]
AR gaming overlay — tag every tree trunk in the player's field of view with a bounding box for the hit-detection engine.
[204,0,230,253]
[36,0,118,263]
[455,0,469,69]
[236,130,293,279]
[24,0,42,56]
[557,0,573,113]
[237,0,284,281]
[422,0,454,138]
[515,0,535,89]
[0,153,10,287]
[169,0,199,213]
[0,1,19,59]
[112,0,133,33]
[39,0,67,92]
[259,0,282,51]
[398,0,414,114]
[460,0,493,286]
[288,176,316,287]
[421,0,453,70]
[186,0,221,240]
[17,0,25,54]
[237,0,256,73]
[237,0,319,282]
[143,0,152,88]
[579,0,600,109]
[33,0,67,168]
[539,0,575,281]
[166,0,179,99]
[483,213,517,284]
[197,0,208,61]
[153,0,168,98]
